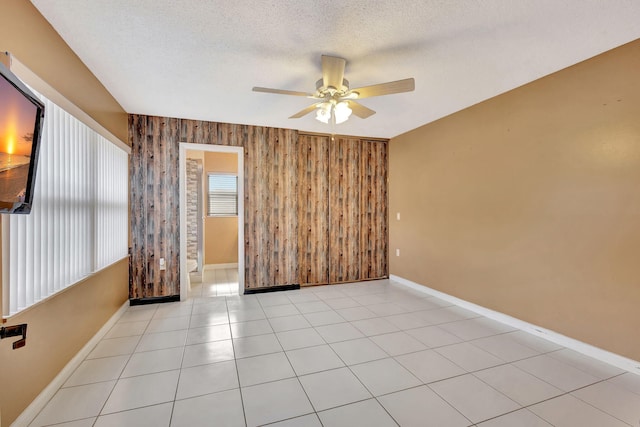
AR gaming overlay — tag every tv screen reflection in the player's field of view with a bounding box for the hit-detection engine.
[0,72,39,211]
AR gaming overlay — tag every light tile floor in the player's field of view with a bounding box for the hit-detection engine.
[29,278,640,426]
[189,268,241,297]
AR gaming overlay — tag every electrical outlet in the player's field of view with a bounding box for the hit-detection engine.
[396,249,400,257]
[159,258,166,271]
[396,212,401,220]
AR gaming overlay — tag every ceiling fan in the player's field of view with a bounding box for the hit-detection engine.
[252,55,415,125]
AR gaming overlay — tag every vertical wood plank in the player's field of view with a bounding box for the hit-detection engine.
[166,117,181,292]
[297,134,329,285]
[244,124,257,288]
[296,134,308,285]
[360,139,373,280]
[156,118,166,295]
[129,115,146,298]
[239,124,249,287]
[283,128,299,285]
[261,127,273,287]
[347,138,362,282]
[145,116,158,296]
[360,139,372,280]
[271,128,281,285]
[359,139,388,280]
[378,140,389,279]
[329,137,361,283]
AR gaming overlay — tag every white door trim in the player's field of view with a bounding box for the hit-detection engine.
[179,143,244,299]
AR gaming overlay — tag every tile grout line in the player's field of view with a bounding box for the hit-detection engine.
[90,305,156,425]
[304,322,408,425]
[460,354,631,425]
[269,302,321,423]
[164,299,194,427]
[226,294,249,427]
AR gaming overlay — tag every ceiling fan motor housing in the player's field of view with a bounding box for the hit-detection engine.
[316,78,349,96]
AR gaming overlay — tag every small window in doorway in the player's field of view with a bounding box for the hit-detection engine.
[208,174,238,216]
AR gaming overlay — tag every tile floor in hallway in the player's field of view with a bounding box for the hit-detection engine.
[188,268,241,298]
[29,278,640,427]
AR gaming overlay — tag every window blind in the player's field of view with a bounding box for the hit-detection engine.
[95,134,129,269]
[2,88,128,317]
[208,174,238,216]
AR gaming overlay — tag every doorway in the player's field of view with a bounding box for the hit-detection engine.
[179,143,244,300]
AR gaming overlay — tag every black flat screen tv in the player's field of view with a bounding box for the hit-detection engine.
[0,60,45,214]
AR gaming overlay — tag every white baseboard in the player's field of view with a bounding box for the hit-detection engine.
[203,263,238,271]
[13,300,130,427]
[390,274,640,376]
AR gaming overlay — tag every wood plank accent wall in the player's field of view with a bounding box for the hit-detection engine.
[129,116,181,298]
[129,115,387,298]
[328,138,389,283]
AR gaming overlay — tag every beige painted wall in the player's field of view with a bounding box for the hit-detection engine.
[204,152,239,265]
[0,258,129,426]
[0,1,128,142]
[0,2,129,425]
[186,149,205,161]
[204,151,237,173]
[389,39,640,361]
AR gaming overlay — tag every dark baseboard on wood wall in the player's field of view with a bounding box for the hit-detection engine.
[129,295,181,306]
[244,284,300,295]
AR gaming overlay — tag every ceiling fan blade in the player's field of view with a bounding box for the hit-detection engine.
[253,87,313,97]
[322,55,346,90]
[289,103,321,119]
[350,78,415,99]
[348,101,376,119]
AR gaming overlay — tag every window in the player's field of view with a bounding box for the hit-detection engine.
[2,85,129,317]
[208,174,237,216]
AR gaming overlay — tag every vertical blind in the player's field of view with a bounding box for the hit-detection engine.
[2,89,129,317]
[95,135,129,269]
[208,174,238,216]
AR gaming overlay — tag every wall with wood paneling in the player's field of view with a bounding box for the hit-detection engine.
[129,116,387,296]
[329,137,362,283]
[296,136,389,286]
[129,116,180,297]
[360,140,389,280]
[297,134,330,285]
[327,138,389,283]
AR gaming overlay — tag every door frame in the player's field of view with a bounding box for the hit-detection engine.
[179,143,244,300]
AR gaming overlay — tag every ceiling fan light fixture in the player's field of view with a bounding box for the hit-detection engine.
[334,101,352,124]
[315,103,331,124]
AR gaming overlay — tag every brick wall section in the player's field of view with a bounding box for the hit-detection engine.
[186,159,200,263]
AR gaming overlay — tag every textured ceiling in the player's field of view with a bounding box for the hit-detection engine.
[32,0,640,138]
